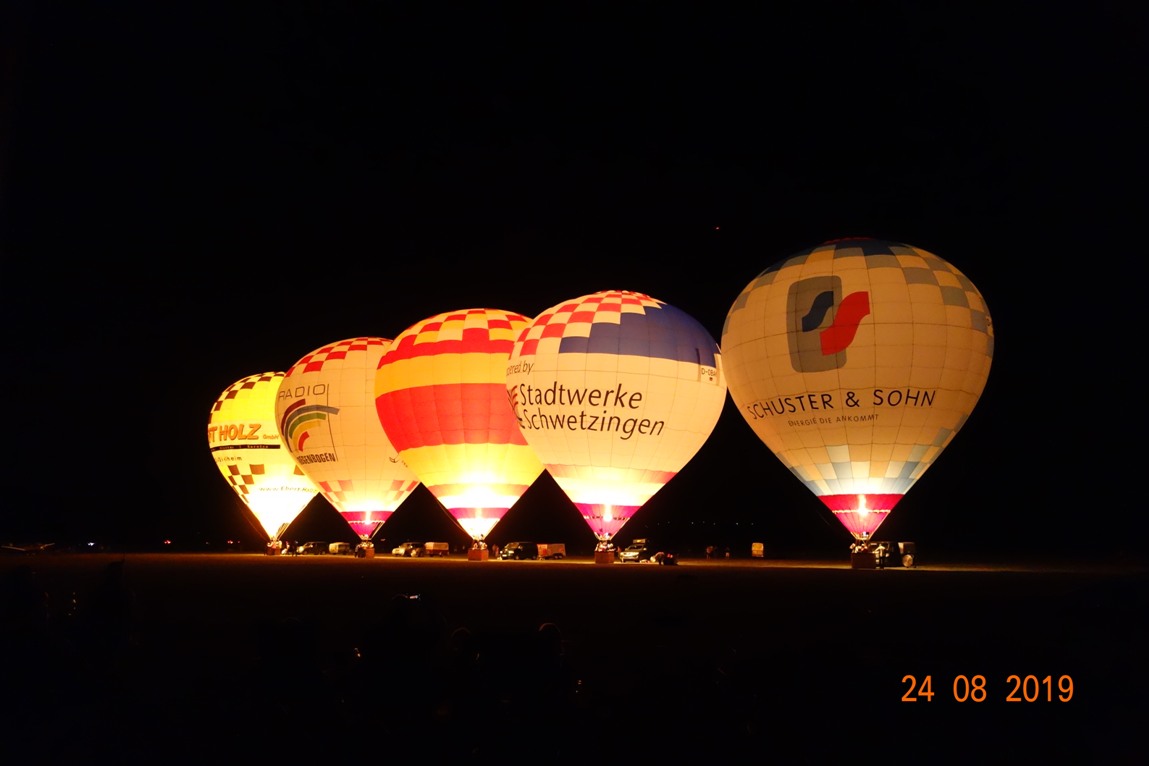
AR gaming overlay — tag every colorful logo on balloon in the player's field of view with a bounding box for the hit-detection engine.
[788,276,871,372]
[279,399,340,452]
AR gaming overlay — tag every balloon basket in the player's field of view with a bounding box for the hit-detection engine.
[850,550,877,569]
[468,548,489,561]
[594,550,616,565]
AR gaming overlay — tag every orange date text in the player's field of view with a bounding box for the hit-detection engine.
[901,674,1074,703]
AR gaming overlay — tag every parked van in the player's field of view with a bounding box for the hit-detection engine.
[328,542,352,555]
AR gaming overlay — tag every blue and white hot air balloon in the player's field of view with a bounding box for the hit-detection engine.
[506,290,727,549]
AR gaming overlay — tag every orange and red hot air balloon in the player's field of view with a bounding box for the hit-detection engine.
[374,309,544,555]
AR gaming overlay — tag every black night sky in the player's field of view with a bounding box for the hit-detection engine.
[2,3,1144,560]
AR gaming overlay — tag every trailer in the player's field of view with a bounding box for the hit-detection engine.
[499,542,567,560]
[537,542,566,560]
[423,541,450,557]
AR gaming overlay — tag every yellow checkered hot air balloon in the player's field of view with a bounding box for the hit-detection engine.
[208,372,320,544]
[721,238,993,545]
[374,309,544,552]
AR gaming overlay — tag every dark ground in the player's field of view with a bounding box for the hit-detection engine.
[2,553,1145,764]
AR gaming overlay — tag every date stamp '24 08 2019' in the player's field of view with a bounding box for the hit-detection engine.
[902,674,1074,703]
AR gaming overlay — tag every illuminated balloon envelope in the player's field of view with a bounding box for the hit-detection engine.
[721,238,993,542]
[208,372,320,542]
[374,309,545,544]
[506,290,727,543]
[276,338,420,541]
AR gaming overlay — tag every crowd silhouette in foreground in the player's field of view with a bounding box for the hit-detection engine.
[0,560,757,762]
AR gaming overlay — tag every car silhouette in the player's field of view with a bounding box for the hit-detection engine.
[391,541,425,557]
[618,539,653,563]
[619,539,676,564]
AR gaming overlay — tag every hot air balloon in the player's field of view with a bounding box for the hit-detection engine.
[506,290,727,562]
[276,337,420,545]
[208,372,320,549]
[721,237,993,550]
[374,308,545,558]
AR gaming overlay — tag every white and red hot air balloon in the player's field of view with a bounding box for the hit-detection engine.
[722,238,993,551]
[277,337,420,544]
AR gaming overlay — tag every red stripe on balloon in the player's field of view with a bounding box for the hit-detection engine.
[573,502,641,540]
[383,335,517,363]
[377,384,528,451]
[832,510,890,539]
[820,493,903,511]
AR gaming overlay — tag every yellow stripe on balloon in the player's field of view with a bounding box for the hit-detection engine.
[398,443,543,489]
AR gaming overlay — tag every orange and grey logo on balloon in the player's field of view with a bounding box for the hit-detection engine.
[279,399,340,452]
[788,276,871,373]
